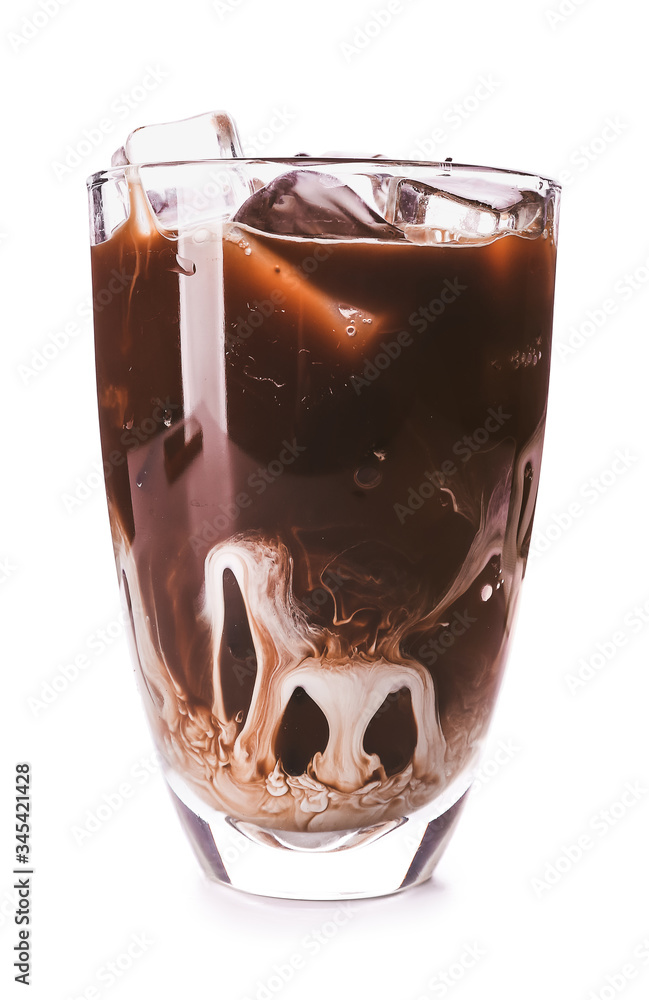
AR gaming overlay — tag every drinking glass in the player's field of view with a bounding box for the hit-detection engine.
[88,155,559,899]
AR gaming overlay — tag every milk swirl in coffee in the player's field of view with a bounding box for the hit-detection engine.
[91,114,557,832]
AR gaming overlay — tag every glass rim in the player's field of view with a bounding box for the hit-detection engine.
[86,157,561,193]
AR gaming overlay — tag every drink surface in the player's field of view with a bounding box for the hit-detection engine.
[91,172,556,831]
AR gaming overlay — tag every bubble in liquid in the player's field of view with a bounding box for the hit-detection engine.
[346,326,356,337]
[354,466,382,489]
[481,584,493,602]
[244,247,252,256]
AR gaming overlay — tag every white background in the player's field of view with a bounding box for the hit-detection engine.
[2,1,648,998]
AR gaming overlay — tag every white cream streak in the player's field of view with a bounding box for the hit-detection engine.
[117,437,536,832]
[203,537,445,800]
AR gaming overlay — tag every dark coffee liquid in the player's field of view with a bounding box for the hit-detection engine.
[92,185,556,830]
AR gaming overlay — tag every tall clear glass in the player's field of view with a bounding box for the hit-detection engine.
[88,157,559,899]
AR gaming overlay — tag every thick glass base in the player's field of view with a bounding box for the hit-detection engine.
[166,771,471,900]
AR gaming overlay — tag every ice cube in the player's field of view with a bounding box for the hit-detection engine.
[111,145,129,168]
[233,170,405,240]
[386,178,547,244]
[497,191,545,237]
[113,112,249,233]
[369,172,393,217]
[116,110,243,165]
[386,178,500,244]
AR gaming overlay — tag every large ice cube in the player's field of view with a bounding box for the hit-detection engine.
[497,191,545,236]
[233,170,405,240]
[112,110,243,166]
[386,178,500,244]
[386,177,546,244]
[112,112,249,232]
